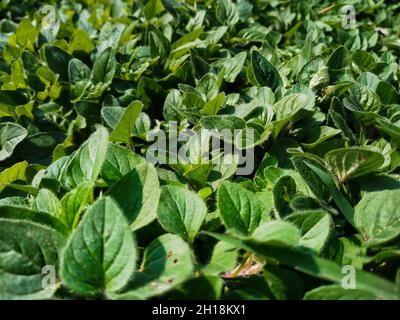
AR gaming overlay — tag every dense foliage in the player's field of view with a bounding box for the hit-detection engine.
[1,0,400,300]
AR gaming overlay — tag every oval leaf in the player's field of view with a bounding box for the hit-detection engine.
[325,147,384,182]
[59,127,109,190]
[60,197,137,297]
[0,219,65,299]
[109,234,194,299]
[249,51,282,90]
[355,190,400,246]
[217,181,263,235]
[108,163,160,230]
[0,122,27,161]
[157,185,207,241]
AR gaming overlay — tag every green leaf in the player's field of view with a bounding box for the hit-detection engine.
[304,285,376,300]
[0,205,69,235]
[16,100,34,119]
[200,115,246,136]
[291,155,330,201]
[149,27,171,62]
[252,220,300,247]
[40,157,68,191]
[352,50,376,72]
[44,46,73,82]
[264,265,304,300]
[273,93,315,121]
[171,275,223,300]
[15,19,38,47]
[248,51,282,91]
[132,112,150,139]
[60,182,93,230]
[143,0,165,20]
[347,83,381,113]
[108,163,160,230]
[10,58,26,88]
[32,189,62,216]
[59,126,109,190]
[109,234,193,299]
[157,185,207,241]
[0,161,28,192]
[0,90,28,118]
[327,46,350,70]
[60,197,137,297]
[68,58,91,84]
[136,77,166,109]
[354,190,400,246]
[273,175,297,217]
[286,210,331,254]
[163,89,184,122]
[197,73,219,100]
[91,47,116,85]
[325,147,384,182]
[109,100,143,146]
[202,241,238,275]
[329,109,356,145]
[356,174,400,194]
[221,51,247,83]
[376,81,400,104]
[205,232,400,300]
[271,93,315,139]
[216,0,239,27]
[302,126,341,150]
[0,197,29,207]
[202,92,225,115]
[70,29,94,54]
[101,143,146,186]
[217,181,263,235]
[0,122,28,161]
[101,106,125,129]
[375,118,400,145]
[0,219,65,299]
[357,72,380,90]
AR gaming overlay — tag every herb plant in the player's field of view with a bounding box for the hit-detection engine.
[1,0,400,300]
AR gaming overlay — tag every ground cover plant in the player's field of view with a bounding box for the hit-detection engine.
[1,0,400,300]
